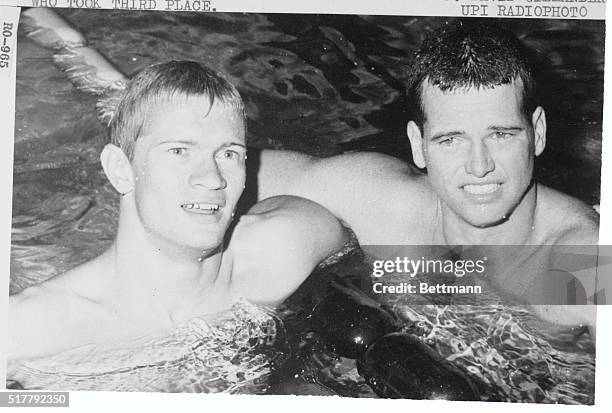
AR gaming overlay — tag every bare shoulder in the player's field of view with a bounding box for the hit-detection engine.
[229,195,348,305]
[8,264,109,361]
[537,185,599,244]
[9,285,78,361]
[236,194,348,240]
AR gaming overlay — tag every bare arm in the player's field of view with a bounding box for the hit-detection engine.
[555,202,600,341]
[257,150,431,244]
[530,188,601,341]
[230,195,348,306]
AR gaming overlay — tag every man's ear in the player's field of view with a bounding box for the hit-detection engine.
[407,121,426,168]
[100,144,134,195]
[532,106,547,157]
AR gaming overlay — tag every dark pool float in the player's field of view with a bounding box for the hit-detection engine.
[309,279,480,401]
[309,279,398,359]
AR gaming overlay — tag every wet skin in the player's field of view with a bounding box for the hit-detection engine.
[256,82,599,332]
[130,96,247,255]
[7,96,348,364]
[407,81,546,231]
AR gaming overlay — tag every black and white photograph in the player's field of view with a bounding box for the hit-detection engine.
[2,3,607,406]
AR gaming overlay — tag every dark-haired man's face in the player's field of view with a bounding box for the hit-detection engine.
[408,80,546,228]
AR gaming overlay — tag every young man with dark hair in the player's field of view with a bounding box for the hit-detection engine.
[8,61,347,366]
[257,22,599,334]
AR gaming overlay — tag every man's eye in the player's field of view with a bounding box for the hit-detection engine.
[439,137,458,146]
[218,150,242,161]
[168,148,187,155]
[493,132,512,140]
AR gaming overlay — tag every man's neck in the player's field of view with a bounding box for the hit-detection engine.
[101,214,232,327]
[439,184,538,245]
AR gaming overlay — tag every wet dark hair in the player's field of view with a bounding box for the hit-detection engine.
[406,21,538,130]
[109,61,245,160]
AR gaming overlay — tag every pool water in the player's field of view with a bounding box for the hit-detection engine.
[277,249,595,403]
[10,300,286,393]
[11,10,602,402]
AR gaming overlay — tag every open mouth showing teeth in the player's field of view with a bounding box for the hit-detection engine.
[181,203,220,212]
[463,184,501,195]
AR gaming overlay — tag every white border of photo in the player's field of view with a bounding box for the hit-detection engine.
[0,0,607,19]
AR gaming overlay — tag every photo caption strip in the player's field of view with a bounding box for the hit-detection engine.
[0,0,606,20]
[0,3,18,391]
[0,392,69,407]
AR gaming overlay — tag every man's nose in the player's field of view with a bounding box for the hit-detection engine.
[465,141,495,177]
[189,159,227,190]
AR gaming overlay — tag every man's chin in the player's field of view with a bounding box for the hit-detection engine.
[463,213,510,229]
[179,234,225,256]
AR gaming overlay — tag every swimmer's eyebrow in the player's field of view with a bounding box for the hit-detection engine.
[155,141,246,149]
[487,125,524,132]
[156,139,198,146]
[219,142,247,150]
